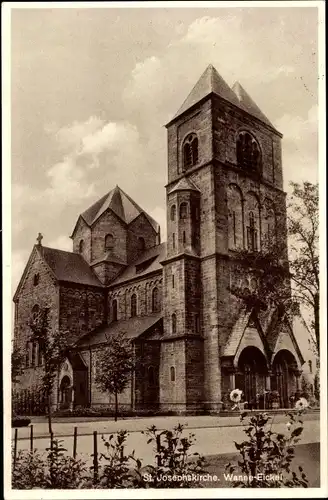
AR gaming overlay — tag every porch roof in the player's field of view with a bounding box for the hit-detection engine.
[75,313,162,348]
[221,309,252,357]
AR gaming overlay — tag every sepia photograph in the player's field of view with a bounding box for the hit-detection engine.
[3,1,326,497]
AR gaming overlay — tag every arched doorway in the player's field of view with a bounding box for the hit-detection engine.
[235,347,268,409]
[272,350,299,408]
[59,376,72,409]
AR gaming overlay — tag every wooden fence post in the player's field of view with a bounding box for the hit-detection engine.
[30,425,34,453]
[13,428,18,470]
[93,431,98,483]
[50,432,54,451]
[73,427,77,459]
[156,434,161,466]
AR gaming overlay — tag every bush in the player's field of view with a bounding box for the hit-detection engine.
[141,424,206,488]
[12,417,31,428]
[225,410,308,487]
[12,439,87,489]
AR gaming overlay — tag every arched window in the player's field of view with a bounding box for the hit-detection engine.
[183,231,186,245]
[227,184,243,249]
[172,274,175,288]
[31,304,41,324]
[131,293,137,317]
[38,341,44,366]
[152,287,160,313]
[25,342,30,368]
[183,134,198,170]
[172,233,176,250]
[247,212,258,251]
[236,131,261,171]
[137,237,145,252]
[309,360,312,373]
[179,202,188,219]
[112,299,118,322]
[170,205,176,221]
[31,342,37,367]
[171,313,177,334]
[245,193,260,252]
[265,203,276,247]
[195,314,200,333]
[79,240,84,253]
[170,366,176,382]
[33,273,40,286]
[148,366,155,386]
[105,234,114,251]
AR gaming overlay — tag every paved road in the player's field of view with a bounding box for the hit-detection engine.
[13,414,320,466]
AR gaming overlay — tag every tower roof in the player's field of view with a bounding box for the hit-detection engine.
[76,186,160,233]
[232,81,275,129]
[170,64,240,122]
[168,177,200,194]
[168,64,279,133]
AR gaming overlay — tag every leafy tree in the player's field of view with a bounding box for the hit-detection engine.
[288,182,319,354]
[95,332,134,421]
[228,182,319,354]
[11,343,25,384]
[30,307,68,434]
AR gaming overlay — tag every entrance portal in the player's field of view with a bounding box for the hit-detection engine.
[59,376,72,409]
[235,347,268,409]
[272,350,298,408]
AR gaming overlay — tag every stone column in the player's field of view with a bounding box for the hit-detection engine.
[229,369,236,391]
[266,370,272,391]
[295,370,302,391]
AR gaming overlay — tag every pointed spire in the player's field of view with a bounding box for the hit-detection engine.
[168,64,240,124]
[232,81,275,129]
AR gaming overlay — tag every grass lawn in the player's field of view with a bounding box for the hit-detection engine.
[199,442,320,488]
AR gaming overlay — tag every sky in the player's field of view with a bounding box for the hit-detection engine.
[10,4,320,298]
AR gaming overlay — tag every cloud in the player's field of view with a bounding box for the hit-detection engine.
[149,205,167,242]
[276,105,318,187]
[48,234,72,251]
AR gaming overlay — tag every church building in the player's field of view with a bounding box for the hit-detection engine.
[13,65,305,413]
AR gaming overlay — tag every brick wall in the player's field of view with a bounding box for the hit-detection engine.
[72,218,91,262]
[59,285,106,344]
[14,247,59,391]
[108,273,163,322]
[91,210,127,264]
[127,213,158,263]
[167,100,213,184]
[159,339,186,412]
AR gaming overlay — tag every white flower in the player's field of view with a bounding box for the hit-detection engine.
[295,397,309,410]
[286,422,292,431]
[230,389,242,403]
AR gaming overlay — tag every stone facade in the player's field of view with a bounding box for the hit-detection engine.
[13,65,305,414]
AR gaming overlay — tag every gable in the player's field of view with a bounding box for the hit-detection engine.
[221,308,270,366]
[273,318,305,367]
[13,246,57,302]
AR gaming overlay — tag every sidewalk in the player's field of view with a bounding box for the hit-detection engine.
[14,411,320,440]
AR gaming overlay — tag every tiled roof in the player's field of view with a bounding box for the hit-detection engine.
[221,309,252,357]
[79,186,160,233]
[41,246,102,287]
[232,81,275,129]
[168,64,279,133]
[169,177,200,194]
[76,313,162,347]
[110,243,166,286]
[171,64,240,121]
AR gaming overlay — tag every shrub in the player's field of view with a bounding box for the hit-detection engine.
[225,410,308,487]
[12,439,87,489]
[12,417,31,428]
[141,424,206,488]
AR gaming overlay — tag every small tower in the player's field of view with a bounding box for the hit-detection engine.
[167,177,201,257]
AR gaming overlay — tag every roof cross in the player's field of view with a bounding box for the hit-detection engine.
[36,232,43,246]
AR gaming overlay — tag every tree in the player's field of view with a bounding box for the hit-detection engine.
[30,308,68,434]
[95,332,134,421]
[228,182,319,355]
[12,343,25,384]
[288,182,319,354]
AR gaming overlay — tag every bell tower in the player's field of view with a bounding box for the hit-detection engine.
[160,63,286,413]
